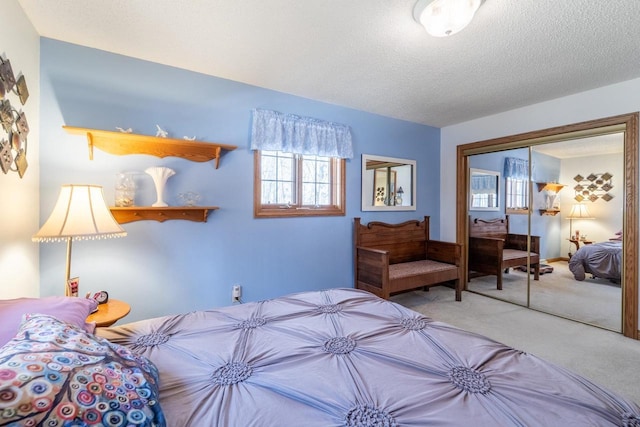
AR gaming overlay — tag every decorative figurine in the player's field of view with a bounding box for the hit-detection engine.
[155,125,168,138]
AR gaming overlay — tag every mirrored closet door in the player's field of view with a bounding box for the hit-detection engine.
[457,113,638,337]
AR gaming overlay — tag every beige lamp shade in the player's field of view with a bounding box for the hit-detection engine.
[33,185,126,295]
[33,184,126,242]
[567,203,595,220]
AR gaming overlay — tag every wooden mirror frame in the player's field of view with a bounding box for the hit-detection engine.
[456,113,638,339]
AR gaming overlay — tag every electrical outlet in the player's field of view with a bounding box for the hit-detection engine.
[232,285,242,302]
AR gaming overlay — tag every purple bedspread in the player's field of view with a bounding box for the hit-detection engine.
[569,241,622,281]
[97,288,639,426]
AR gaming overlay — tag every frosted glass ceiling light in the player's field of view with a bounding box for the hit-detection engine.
[414,0,483,37]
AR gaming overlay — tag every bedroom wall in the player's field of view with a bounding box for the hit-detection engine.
[38,39,441,321]
[0,1,40,299]
[440,77,640,322]
[559,153,624,246]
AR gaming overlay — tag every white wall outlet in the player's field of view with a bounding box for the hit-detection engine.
[232,285,242,302]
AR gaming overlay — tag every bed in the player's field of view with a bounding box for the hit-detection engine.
[569,240,623,282]
[1,289,639,426]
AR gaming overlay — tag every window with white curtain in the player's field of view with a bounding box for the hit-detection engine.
[504,157,530,214]
[250,109,351,218]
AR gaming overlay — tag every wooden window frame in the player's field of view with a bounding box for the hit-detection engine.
[253,151,346,218]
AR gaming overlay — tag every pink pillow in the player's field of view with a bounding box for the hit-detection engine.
[0,296,98,347]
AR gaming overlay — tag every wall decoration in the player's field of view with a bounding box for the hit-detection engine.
[0,55,30,178]
[573,172,613,202]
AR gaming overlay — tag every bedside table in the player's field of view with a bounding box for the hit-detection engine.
[87,299,131,327]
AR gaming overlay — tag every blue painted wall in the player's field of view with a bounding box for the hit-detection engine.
[39,39,442,321]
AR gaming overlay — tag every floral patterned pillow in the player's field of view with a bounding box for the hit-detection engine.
[0,314,165,426]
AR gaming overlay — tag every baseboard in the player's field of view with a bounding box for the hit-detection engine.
[544,257,566,263]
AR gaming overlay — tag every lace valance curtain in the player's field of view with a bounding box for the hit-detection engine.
[471,175,497,194]
[250,109,353,159]
[504,157,529,179]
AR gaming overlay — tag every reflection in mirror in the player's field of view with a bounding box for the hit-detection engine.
[458,114,638,338]
[465,135,624,332]
[361,154,416,211]
[469,168,500,211]
[529,135,623,332]
[467,153,530,307]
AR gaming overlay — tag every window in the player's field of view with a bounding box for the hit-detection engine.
[505,177,529,214]
[503,156,530,214]
[250,109,352,218]
[254,150,345,217]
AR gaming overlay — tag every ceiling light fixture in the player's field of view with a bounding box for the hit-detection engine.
[413,0,483,37]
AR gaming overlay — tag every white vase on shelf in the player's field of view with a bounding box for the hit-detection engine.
[145,167,175,207]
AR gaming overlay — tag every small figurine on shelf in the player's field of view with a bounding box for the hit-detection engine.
[155,125,168,138]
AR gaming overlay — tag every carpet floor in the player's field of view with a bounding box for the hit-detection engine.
[391,286,640,405]
[466,260,621,331]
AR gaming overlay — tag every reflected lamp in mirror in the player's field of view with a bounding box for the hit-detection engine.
[361,154,416,211]
[32,185,127,295]
[469,168,500,211]
[566,203,595,240]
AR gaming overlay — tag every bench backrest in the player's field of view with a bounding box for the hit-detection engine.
[469,215,510,240]
[354,216,429,264]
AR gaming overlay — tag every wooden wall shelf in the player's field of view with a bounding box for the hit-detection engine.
[539,209,561,216]
[63,126,237,168]
[536,182,565,193]
[109,206,219,224]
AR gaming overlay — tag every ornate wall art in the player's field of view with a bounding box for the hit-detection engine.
[573,172,613,202]
[0,55,30,178]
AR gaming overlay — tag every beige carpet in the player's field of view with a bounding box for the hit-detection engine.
[466,260,621,331]
[391,286,640,405]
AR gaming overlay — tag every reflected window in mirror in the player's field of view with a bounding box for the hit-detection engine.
[361,154,416,211]
[504,157,530,214]
[469,168,500,211]
[505,177,529,214]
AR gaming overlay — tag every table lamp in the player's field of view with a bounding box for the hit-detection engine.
[33,184,127,296]
[567,203,594,239]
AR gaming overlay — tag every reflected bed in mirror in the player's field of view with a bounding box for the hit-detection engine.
[361,154,416,211]
[469,168,500,211]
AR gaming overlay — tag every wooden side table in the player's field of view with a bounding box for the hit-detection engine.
[86,299,131,327]
[568,238,593,258]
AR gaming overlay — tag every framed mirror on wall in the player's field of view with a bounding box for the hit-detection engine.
[361,154,416,211]
[469,168,500,211]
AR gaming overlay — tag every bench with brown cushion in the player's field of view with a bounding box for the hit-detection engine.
[354,216,462,300]
[468,215,540,290]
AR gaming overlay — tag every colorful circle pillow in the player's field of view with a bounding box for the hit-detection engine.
[0,313,165,426]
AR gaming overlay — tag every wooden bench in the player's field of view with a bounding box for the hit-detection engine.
[468,215,540,290]
[354,216,462,300]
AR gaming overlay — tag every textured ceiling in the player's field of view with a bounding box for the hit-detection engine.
[17,0,640,127]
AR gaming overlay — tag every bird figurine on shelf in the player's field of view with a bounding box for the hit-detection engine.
[155,125,168,138]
